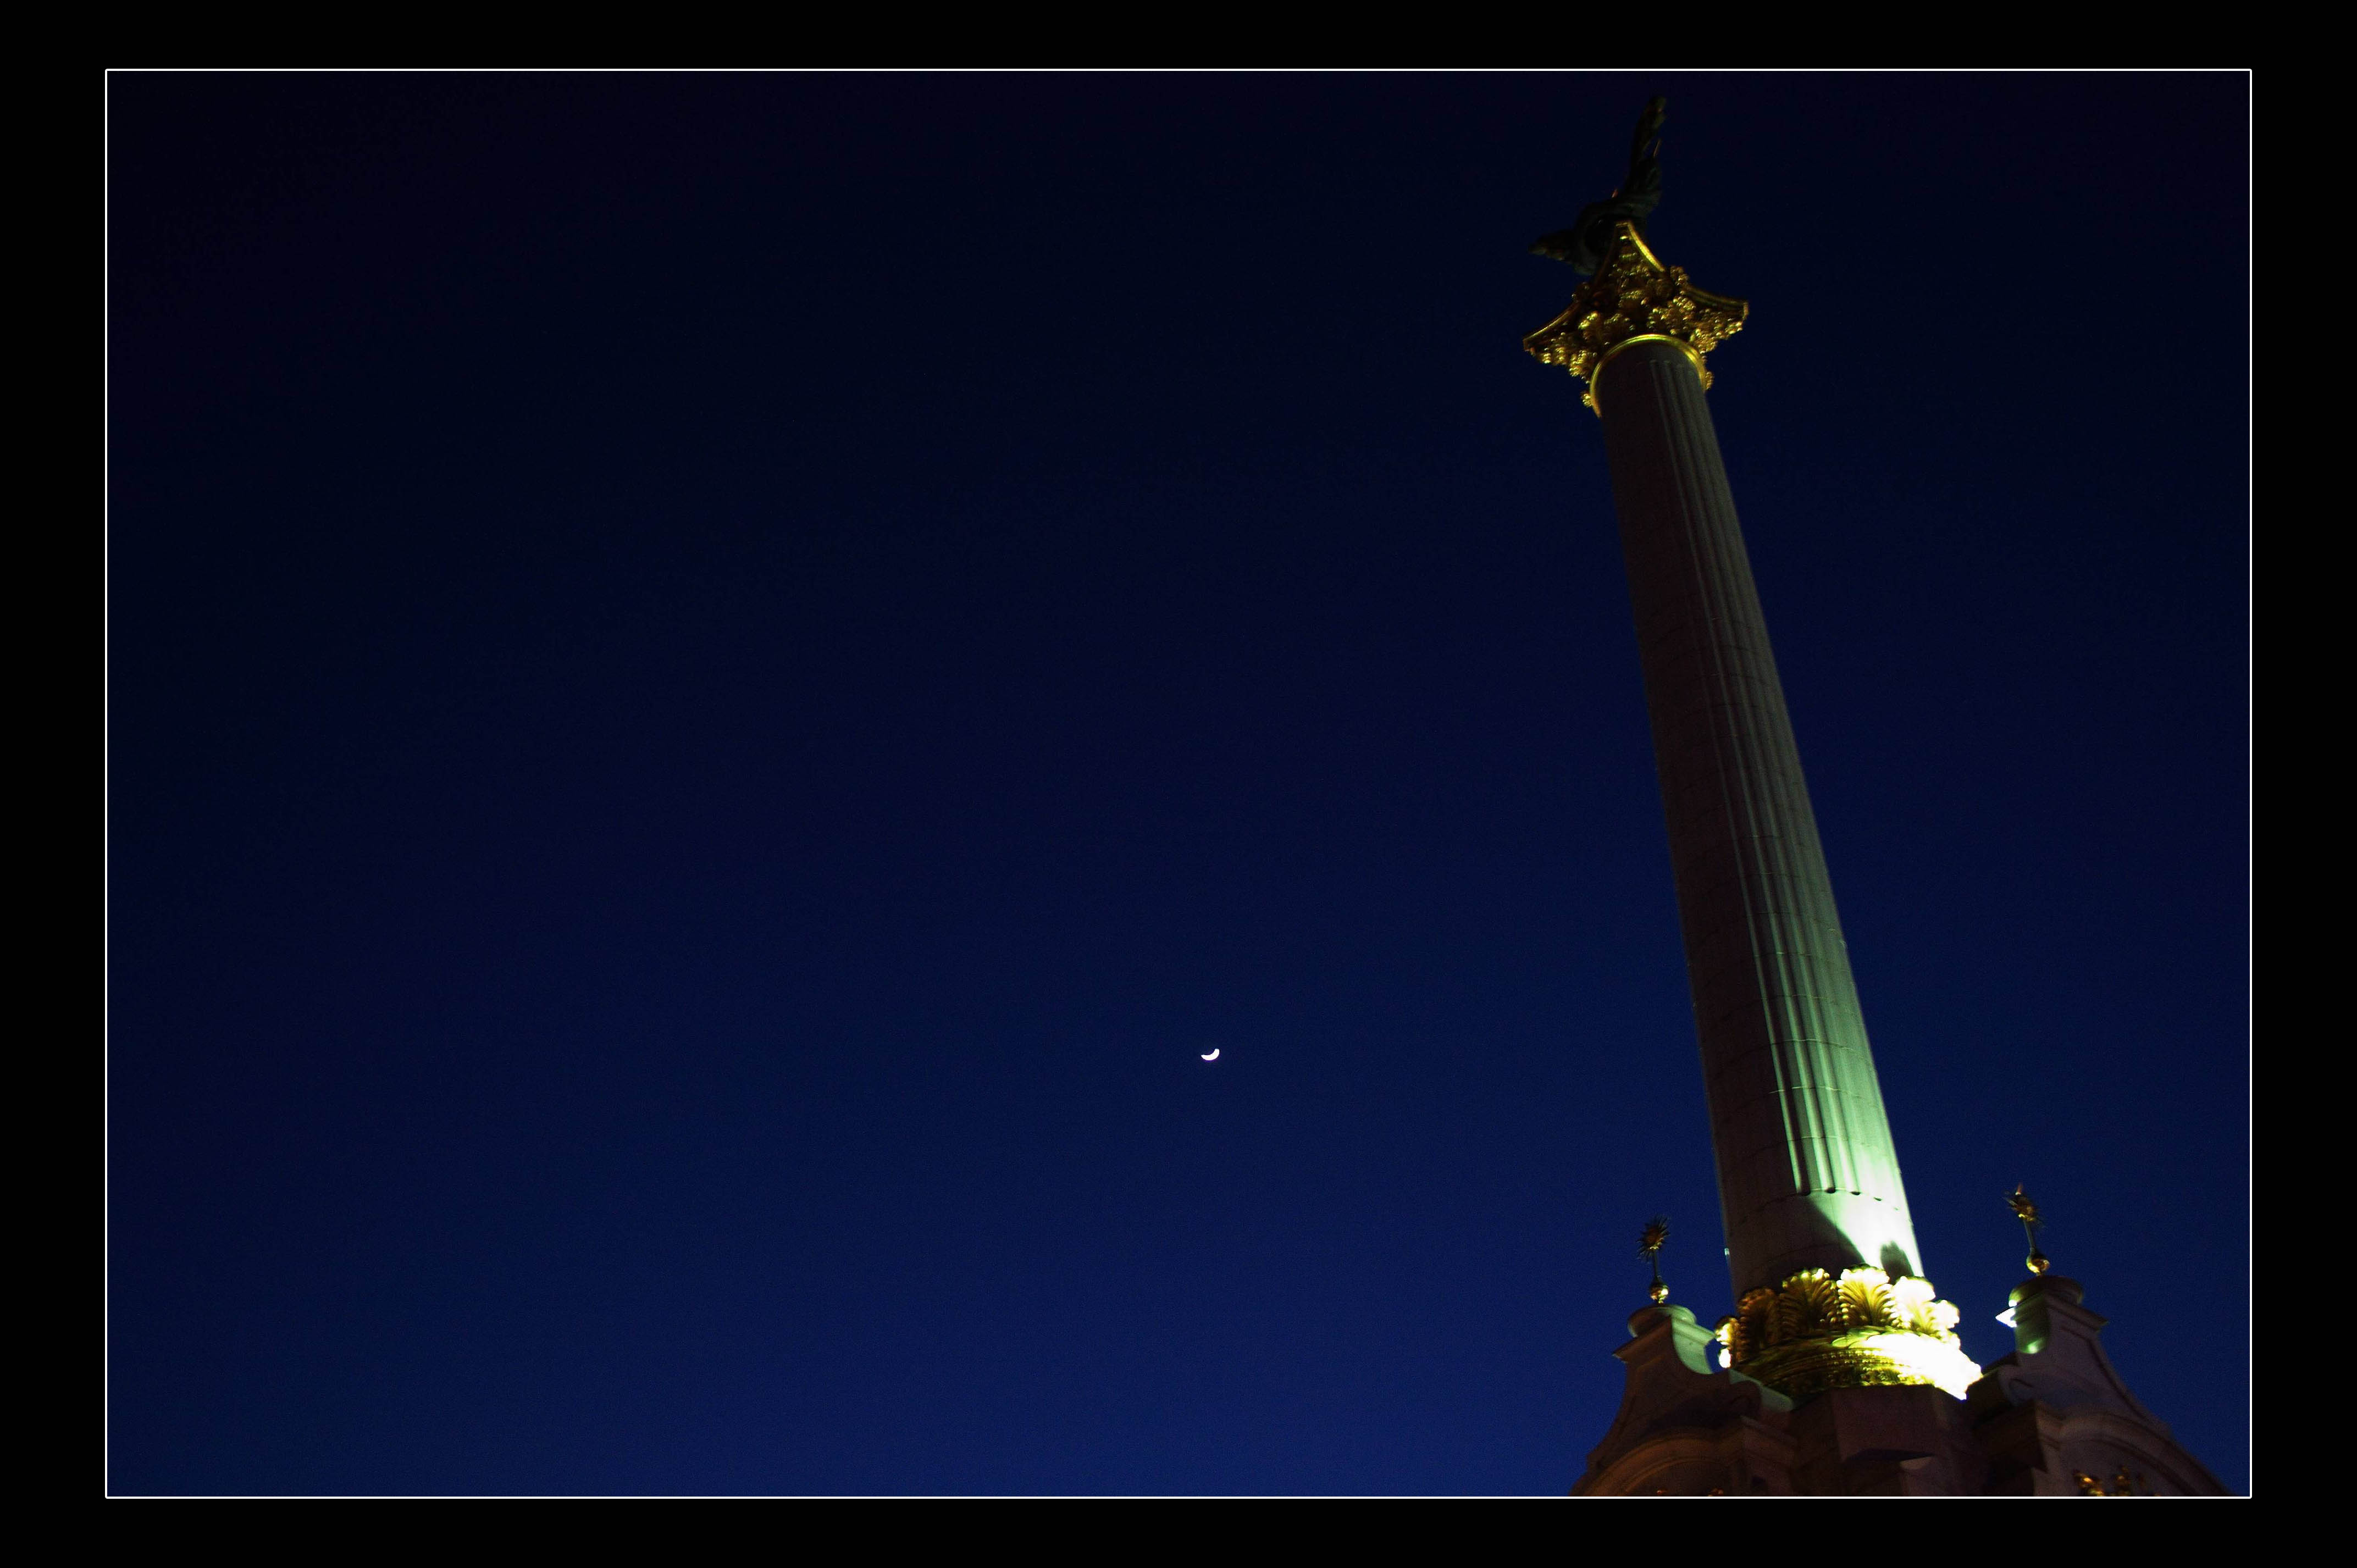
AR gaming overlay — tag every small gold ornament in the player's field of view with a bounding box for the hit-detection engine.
[2009,1185,2051,1275]
[1639,1216,1670,1305]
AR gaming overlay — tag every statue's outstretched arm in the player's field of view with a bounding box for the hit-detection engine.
[1625,97,1666,194]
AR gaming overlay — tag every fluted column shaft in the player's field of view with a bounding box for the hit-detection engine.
[1595,340,1921,1298]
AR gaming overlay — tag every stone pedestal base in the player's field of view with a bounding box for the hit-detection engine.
[1963,1276,2227,1496]
[1574,1279,2226,1495]
[1573,1304,1796,1495]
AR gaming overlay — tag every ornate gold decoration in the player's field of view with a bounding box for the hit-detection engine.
[2009,1184,2051,1275]
[2073,1468,2145,1497]
[1712,1267,1982,1400]
[1523,221,1747,415]
[1639,1216,1670,1304]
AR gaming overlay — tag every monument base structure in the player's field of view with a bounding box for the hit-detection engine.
[1573,1273,2225,1495]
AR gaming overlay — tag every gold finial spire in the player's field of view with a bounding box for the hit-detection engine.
[1639,1215,1671,1304]
[2009,1184,2051,1275]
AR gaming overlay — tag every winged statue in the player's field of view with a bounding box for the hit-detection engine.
[1530,97,1667,276]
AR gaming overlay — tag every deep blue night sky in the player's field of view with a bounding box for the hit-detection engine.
[108,73,2248,1494]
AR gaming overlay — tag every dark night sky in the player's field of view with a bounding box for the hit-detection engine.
[108,73,2248,1495]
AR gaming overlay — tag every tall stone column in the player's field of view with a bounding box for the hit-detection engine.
[1529,224,1974,1400]
[1597,334,1917,1295]
[1535,188,2222,1495]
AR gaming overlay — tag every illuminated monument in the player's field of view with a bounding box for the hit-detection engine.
[1529,102,2226,1495]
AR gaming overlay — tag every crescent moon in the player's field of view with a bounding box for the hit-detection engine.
[1200,1048,1220,1061]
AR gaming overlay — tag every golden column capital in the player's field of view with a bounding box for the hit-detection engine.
[1523,222,1748,415]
